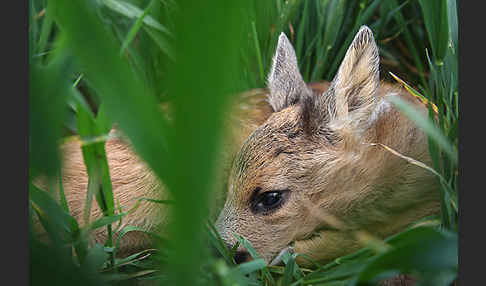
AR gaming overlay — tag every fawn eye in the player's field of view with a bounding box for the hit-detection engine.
[250,189,289,214]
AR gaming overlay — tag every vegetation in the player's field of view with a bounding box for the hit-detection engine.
[29,0,458,285]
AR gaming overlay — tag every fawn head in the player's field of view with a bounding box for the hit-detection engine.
[216,26,407,264]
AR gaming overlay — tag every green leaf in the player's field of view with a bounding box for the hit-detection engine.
[30,46,71,179]
[81,243,109,273]
[76,99,115,221]
[234,258,267,276]
[281,253,296,286]
[354,227,457,285]
[50,0,172,187]
[298,259,368,285]
[88,213,127,231]
[251,21,265,84]
[95,104,113,135]
[447,0,458,51]
[418,0,450,64]
[36,5,54,56]
[119,0,156,55]
[234,234,275,284]
[29,182,78,239]
[58,169,70,214]
[311,0,346,80]
[102,0,172,36]
[206,221,234,265]
[113,225,165,257]
[325,0,382,79]
[102,270,158,282]
[234,234,260,259]
[142,25,175,61]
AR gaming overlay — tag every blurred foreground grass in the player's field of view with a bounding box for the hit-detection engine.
[30,0,458,285]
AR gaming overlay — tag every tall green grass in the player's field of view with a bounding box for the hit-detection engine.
[30,0,458,285]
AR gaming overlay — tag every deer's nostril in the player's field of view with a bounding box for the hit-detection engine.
[233,251,250,264]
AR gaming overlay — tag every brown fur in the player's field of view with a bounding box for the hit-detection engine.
[216,82,439,264]
[215,27,440,267]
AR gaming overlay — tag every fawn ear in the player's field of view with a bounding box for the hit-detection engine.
[302,26,380,138]
[267,33,311,112]
[330,25,380,127]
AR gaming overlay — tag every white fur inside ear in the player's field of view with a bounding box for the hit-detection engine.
[372,97,392,120]
[332,26,380,123]
[333,95,392,135]
[267,33,309,112]
[367,96,392,126]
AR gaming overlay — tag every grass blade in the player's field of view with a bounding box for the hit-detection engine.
[417,0,450,64]
[119,0,157,56]
[387,95,457,165]
[102,0,172,36]
[251,21,265,84]
[50,0,172,185]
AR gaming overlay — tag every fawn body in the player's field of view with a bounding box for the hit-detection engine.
[50,26,439,266]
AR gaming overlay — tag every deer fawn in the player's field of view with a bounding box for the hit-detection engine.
[43,26,439,274]
[215,26,440,266]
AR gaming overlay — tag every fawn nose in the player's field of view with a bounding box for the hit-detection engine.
[233,251,250,264]
[223,243,250,264]
[213,243,251,264]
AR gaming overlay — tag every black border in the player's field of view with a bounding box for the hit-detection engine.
[5,1,29,286]
[458,1,477,285]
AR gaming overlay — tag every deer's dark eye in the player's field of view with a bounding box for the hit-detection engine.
[250,189,289,214]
